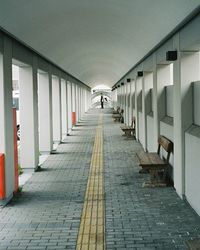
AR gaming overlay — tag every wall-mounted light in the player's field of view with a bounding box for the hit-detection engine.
[166,51,177,61]
[127,78,131,82]
[137,71,143,77]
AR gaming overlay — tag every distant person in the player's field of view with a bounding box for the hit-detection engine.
[100,94,104,109]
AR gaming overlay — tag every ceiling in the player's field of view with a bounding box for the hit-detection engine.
[0,0,199,88]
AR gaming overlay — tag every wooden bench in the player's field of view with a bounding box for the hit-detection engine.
[136,136,173,187]
[112,109,124,122]
[120,116,135,138]
[112,106,120,114]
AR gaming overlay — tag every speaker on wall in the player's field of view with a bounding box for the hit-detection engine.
[166,51,177,61]
[137,71,143,77]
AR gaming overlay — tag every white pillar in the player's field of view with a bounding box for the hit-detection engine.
[38,72,53,153]
[19,57,39,170]
[67,81,72,133]
[119,86,122,108]
[129,81,133,123]
[61,79,68,139]
[142,74,147,151]
[129,81,133,120]
[78,86,81,120]
[84,89,87,112]
[173,33,200,197]
[52,76,62,142]
[75,85,79,122]
[122,84,125,111]
[125,83,128,124]
[135,77,142,141]
[0,38,15,203]
[81,88,84,117]
[143,72,153,152]
[117,87,119,107]
[152,54,159,151]
[72,83,76,112]
[71,83,76,126]
[81,88,84,115]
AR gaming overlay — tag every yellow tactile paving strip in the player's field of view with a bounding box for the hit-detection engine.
[76,115,105,250]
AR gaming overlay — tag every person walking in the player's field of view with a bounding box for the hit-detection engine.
[100,94,104,109]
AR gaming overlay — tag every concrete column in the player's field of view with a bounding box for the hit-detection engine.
[78,86,81,120]
[71,83,76,126]
[52,76,62,142]
[132,80,136,117]
[61,79,68,139]
[82,89,85,115]
[129,81,133,123]
[135,76,142,141]
[84,89,86,112]
[119,86,122,108]
[122,84,125,111]
[38,72,53,153]
[79,87,83,120]
[0,38,15,203]
[67,81,72,133]
[84,89,87,112]
[129,81,133,120]
[143,72,153,152]
[173,33,200,198]
[127,82,131,125]
[118,87,120,107]
[117,87,119,107]
[142,74,147,151]
[88,90,91,109]
[75,85,78,120]
[81,88,84,117]
[76,85,80,121]
[125,83,129,124]
[152,54,159,151]
[72,83,76,112]
[19,57,39,170]
[75,85,78,121]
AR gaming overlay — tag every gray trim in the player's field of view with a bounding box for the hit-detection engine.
[0,28,91,91]
[114,5,200,88]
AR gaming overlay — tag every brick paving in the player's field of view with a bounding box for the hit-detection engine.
[0,111,98,250]
[0,109,199,250]
[103,111,200,250]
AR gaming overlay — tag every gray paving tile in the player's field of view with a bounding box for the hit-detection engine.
[103,111,200,249]
[0,109,200,250]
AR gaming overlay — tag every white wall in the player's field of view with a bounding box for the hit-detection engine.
[146,115,154,152]
[185,129,200,216]
[138,111,144,145]
[166,85,174,117]
[193,81,200,126]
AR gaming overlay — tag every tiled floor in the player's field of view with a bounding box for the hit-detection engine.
[0,109,200,250]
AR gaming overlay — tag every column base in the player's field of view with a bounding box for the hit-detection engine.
[0,193,13,206]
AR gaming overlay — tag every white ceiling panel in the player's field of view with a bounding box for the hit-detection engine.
[0,0,199,87]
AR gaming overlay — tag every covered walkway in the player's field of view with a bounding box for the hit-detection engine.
[0,109,199,250]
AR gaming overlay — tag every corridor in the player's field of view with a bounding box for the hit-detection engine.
[0,109,199,250]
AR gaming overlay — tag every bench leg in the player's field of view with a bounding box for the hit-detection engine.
[139,167,149,174]
[142,169,167,187]
[125,130,131,137]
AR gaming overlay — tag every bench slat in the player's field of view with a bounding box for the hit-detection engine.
[137,152,166,166]
[158,136,173,153]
